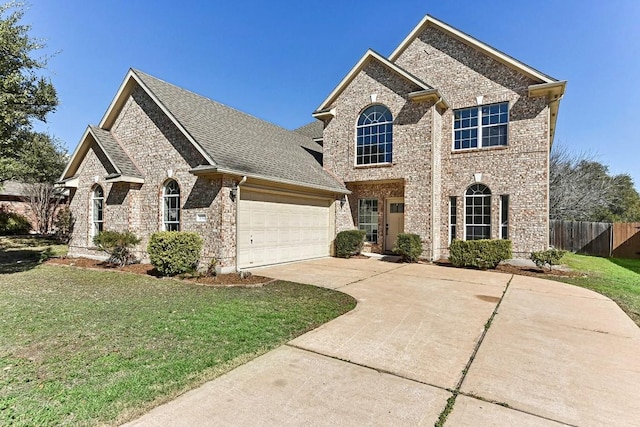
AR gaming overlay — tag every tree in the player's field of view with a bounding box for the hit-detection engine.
[21,181,65,234]
[549,142,640,222]
[594,174,640,222]
[0,1,60,184]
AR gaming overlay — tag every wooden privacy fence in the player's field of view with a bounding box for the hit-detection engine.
[549,220,640,259]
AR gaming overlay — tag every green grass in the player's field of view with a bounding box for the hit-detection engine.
[0,235,67,274]
[554,253,640,326]
[0,238,356,426]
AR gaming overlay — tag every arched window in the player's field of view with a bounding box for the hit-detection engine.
[465,184,491,240]
[356,105,393,165]
[163,180,180,231]
[91,185,104,237]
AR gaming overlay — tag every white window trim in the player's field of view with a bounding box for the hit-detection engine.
[162,180,180,231]
[452,102,509,151]
[449,196,457,245]
[354,104,393,167]
[500,194,509,240]
[358,198,379,243]
[91,185,104,239]
[463,185,492,241]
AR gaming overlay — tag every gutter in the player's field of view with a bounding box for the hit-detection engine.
[189,165,350,195]
[235,176,247,272]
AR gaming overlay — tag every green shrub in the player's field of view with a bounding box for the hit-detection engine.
[93,230,141,267]
[530,249,567,270]
[53,206,74,243]
[449,239,512,269]
[0,207,32,235]
[335,229,366,258]
[394,233,423,262]
[147,231,203,276]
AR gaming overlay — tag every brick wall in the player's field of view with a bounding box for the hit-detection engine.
[325,24,552,259]
[68,86,240,268]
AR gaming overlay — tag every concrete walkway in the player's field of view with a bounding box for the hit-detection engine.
[124,258,640,426]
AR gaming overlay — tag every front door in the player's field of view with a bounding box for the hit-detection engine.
[385,197,404,252]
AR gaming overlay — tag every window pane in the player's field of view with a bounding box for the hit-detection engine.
[358,199,378,243]
[356,106,393,165]
[465,185,491,240]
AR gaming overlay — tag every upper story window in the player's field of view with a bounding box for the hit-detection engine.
[356,105,393,165]
[454,102,508,150]
[163,180,180,231]
[91,185,104,238]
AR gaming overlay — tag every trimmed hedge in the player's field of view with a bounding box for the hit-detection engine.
[147,231,203,276]
[449,239,512,269]
[335,229,366,258]
[93,230,140,266]
[394,233,422,262]
[0,208,32,235]
[530,249,567,270]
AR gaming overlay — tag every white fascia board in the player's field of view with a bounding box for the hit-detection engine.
[190,166,350,195]
[314,50,431,113]
[105,175,145,184]
[59,126,92,181]
[55,176,79,188]
[389,15,556,84]
[98,69,137,129]
[98,69,217,167]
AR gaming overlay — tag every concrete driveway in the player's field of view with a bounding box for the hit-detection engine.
[125,258,640,426]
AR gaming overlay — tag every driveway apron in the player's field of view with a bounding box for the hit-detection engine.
[124,258,640,426]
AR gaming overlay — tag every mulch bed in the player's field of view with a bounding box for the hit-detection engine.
[434,258,583,278]
[45,257,272,286]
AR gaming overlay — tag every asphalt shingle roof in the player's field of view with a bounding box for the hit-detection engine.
[294,121,324,140]
[132,69,345,193]
[89,126,143,179]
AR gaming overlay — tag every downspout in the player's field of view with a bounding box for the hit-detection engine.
[235,176,247,272]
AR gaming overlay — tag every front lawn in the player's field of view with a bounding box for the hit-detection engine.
[553,253,640,326]
[0,257,355,425]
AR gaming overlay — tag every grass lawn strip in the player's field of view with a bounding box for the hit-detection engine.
[553,253,640,326]
[0,264,355,426]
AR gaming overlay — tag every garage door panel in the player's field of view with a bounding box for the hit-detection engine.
[238,190,331,268]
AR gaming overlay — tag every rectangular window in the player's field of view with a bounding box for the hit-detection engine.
[465,193,491,240]
[92,199,103,236]
[390,202,404,213]
[449,196,457,244]
[454,102,508,150]
[358,199,378,243]
[164,195,180,231]
[500,195,509,239]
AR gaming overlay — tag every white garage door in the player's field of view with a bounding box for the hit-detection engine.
[238,190,332,268]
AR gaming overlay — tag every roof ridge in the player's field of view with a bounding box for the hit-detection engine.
[131,69,306,139]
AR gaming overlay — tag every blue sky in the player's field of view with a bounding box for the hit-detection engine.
[23,0,640,188]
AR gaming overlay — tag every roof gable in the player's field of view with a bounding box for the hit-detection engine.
[314,49,435,114]
[389,15,557,84]
[62,69,346,193]
[60,126,143,183]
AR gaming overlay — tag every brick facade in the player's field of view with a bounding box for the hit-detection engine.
[64,16,562,267]
[67,87,240,269]
[323,23,555,259]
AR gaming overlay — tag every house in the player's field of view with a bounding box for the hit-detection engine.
[58,15,565,270]
[0,180,68,233]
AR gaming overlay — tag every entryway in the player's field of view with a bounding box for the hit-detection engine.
[384,197,404,252]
